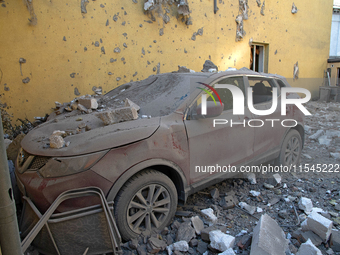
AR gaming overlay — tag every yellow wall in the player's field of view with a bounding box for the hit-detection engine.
[0,0,333,122]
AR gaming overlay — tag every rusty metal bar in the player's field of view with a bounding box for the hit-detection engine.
[0,112,23,255]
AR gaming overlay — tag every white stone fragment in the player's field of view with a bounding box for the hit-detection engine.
[191,216,204,235]
[239,202,256,215]
[296,239,322,255]
[302,212,333,242]
[144,0,154,10]
[318,136,332,146]
[330,152,340,159]
[236,230,247,237]
[209,230,235,252]
[173,240,189,252]
[249,190,260,197]
[309,130,324,140]
[257,207,263,213]
[247,173,256,184]
[200,208,217,225]
[125,98,140,111]
[298,197,313,213]
[272,173,282,184]
[218,248,236,255]
[166,240,189,255]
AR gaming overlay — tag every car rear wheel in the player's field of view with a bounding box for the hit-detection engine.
[275,129,302,166]
[114,169,177,240]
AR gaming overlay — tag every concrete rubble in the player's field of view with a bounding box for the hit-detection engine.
[218,248,236,255]
[298,197,313,213]
[97,106,138,125]
[209,230,235,252]
[239,202,256,215]
[250,214,288,255]
[191,216,204,235]
[9,74,340,254]
[301,212,333,242]
[200,208,218,226]
[296,239,322,255]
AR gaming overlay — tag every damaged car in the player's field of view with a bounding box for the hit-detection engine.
[15,69,305,241]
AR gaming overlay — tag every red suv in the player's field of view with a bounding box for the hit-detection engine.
[15,70,305,240]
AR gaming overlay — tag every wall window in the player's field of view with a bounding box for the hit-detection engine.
[250,44,268,73]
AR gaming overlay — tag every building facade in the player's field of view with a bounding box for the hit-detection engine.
[0,0,333,122]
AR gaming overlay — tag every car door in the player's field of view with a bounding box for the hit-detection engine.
[184,75,255,184]
[245,76,286,158]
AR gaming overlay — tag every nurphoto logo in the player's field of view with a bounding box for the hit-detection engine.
[197,82,312,128]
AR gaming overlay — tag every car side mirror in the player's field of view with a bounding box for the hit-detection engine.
[191,101,224,120]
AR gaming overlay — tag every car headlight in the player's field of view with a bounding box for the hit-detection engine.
[39,150,108,178]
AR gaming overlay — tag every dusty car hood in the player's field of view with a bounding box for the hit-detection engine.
[21,114,160,157]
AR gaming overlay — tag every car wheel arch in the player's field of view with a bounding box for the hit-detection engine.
[106,159,189,203]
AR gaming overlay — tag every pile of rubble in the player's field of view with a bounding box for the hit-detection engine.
[43,92,141,149]
[120,100,340,255]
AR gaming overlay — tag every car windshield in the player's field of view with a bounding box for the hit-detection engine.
[99,73,208,117]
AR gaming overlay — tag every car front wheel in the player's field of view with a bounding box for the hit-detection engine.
[114,169,177,240]
[275,129,302,166]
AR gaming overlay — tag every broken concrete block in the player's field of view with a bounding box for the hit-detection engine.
[263,183,274,189]
[176,222,196,243]
[330,229,340,252]
[173,240,189,252]
[201,225,227,242]
[272,173,281,184]
[209,230,235,252]
[218,248,236,255]
[239,202,256,215]
[237,234,252,250]
[49,135,65,149]
[191,216,204,235]
[301,212,333,242]
[250,214,288,255]
[210,188,219,199]
[77,103,87,112]
[167,240,189,255]
[301,231,323,246]
[196,241,208,254]
[309,130,324,140]
[78,98,98,109]
[147,237,166,253]
[200,208,217,225]
[299,197,313,213]
[125,98,140,111]
[249,190,260,197]
[247,173,256,184]
[97,107,138,125]
[219,195,236,209]
[296,239,322,255]
[318,136,332,146]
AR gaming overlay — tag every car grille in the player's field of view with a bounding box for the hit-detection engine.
[29,156,50,170]
[18,148,50,171]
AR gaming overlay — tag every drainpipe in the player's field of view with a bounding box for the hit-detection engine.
[0,112,23,255]
[214,0,217,14]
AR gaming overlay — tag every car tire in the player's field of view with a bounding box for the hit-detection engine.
[275,129,302,166]
[114,169,177,240]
